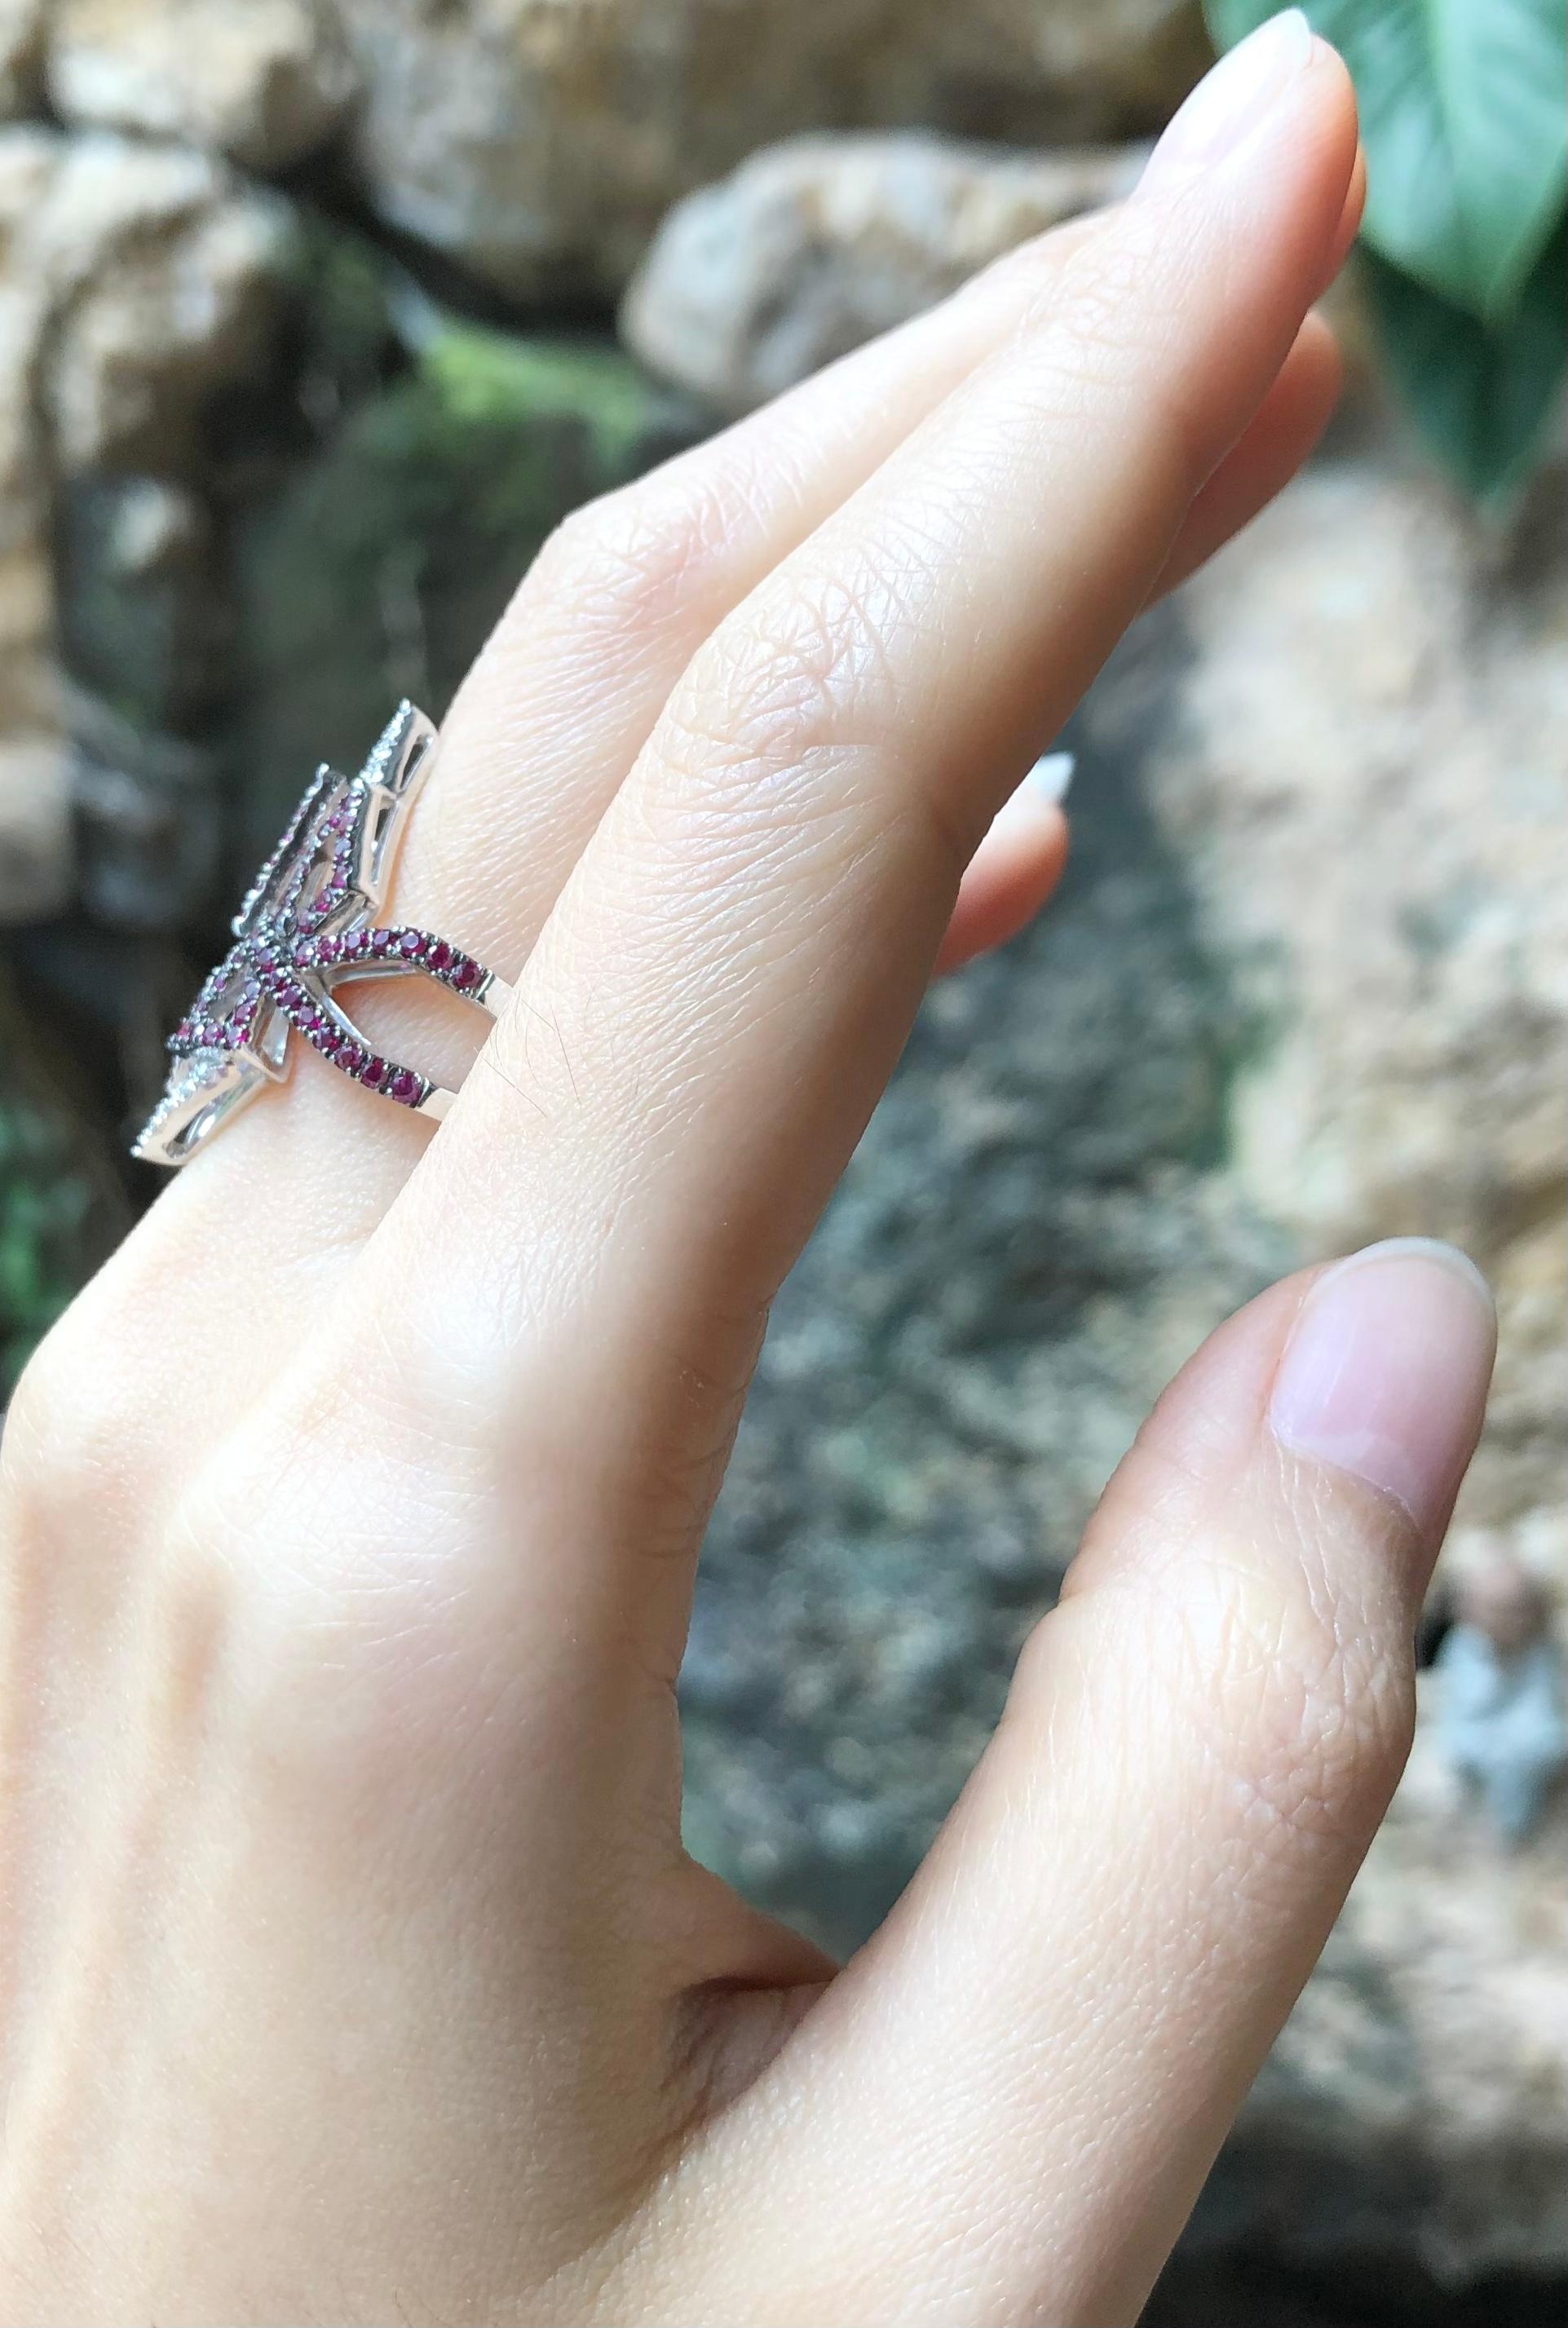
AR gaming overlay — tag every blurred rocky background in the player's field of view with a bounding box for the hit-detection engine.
[0,6,1563,2322]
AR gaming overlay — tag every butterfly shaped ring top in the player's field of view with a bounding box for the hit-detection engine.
[133,703,512,1169]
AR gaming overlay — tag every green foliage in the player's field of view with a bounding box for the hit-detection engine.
[0,1100,96,1394]
[285,213,400,417]
[422,325,669,467]
[1363,221,1568,497]
[1205,0,1568,499]
[234,323,700,864]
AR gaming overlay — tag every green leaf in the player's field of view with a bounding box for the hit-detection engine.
[1205,0,1568,317]
[1362,223,1567,499]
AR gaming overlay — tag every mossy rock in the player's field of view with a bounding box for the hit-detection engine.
[0,1080,127,1395]
[231,323,704,868]
[288,217,402,421]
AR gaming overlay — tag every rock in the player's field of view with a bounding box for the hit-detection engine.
[229,322,701,868]
[1437,1623,1568,1845]
[0,992,131,1394]
[1131,447,1568,1530]
[337,0,1204,301]
[1181,1697,1568,2292]
[68,688,219,930]
[59,476,229,729]
[0,736,72,923]
[0,439,55,772]
[621,130,1388,423]
[0,129,294,934]
[0,524,52,736]
[3,127,293,475]
[0,129,68,925]
[283,215,401,435]
[48,0,357,174]
[0,0,43,117]
[622,133,1146,412]
[944,0,1209,127]
[0,127,54,523]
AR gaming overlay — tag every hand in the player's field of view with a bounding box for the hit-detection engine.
[0,24,1495,2326]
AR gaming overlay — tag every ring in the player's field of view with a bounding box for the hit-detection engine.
[132,703,511,1168]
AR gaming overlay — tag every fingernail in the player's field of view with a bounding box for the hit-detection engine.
[1268,1239,1497,1547]
[1138,10,1315,197]
[1028,751,1075,805]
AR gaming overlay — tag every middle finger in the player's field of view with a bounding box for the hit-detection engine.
[345,29,1358,1663]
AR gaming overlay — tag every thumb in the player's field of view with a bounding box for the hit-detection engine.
[693,1239,1496,2327]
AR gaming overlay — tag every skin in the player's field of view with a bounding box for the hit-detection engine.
[0,38,1496,2328]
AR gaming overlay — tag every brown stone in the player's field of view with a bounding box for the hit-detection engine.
[337,0,1204,300]
[0,734,71,923]
[621,132,1147,412]
[49,0,356,173]
[1124,454,1568,1531]
[1219,1693,1568,2282]
[0,0,44,117]
[2,127,293,474]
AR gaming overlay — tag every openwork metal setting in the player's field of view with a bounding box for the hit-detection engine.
[133,703,510,1168]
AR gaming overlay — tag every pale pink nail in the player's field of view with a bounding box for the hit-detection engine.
[1138,9,1315,198]
[1268,1239,1497,1546]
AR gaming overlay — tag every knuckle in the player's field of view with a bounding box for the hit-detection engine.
[641,518,981,920]
[0,1275,222,1688]
[153,1412,523,1827]
[1190,1535,1416,1855]
[1017,203,1168,360]
[970,217,1089,306]
[1011,206,1212,503]
[527,462,731,636]
[2,1294,143,1517]
[680,577,864,775]
[151,1454,382,1812]
[1031,1513,1419,1885]
[659,537,936,820]
[138,1521,248,1754]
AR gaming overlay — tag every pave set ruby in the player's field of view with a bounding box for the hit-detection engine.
[166,921,492,1111]
[134,703,506,1167]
